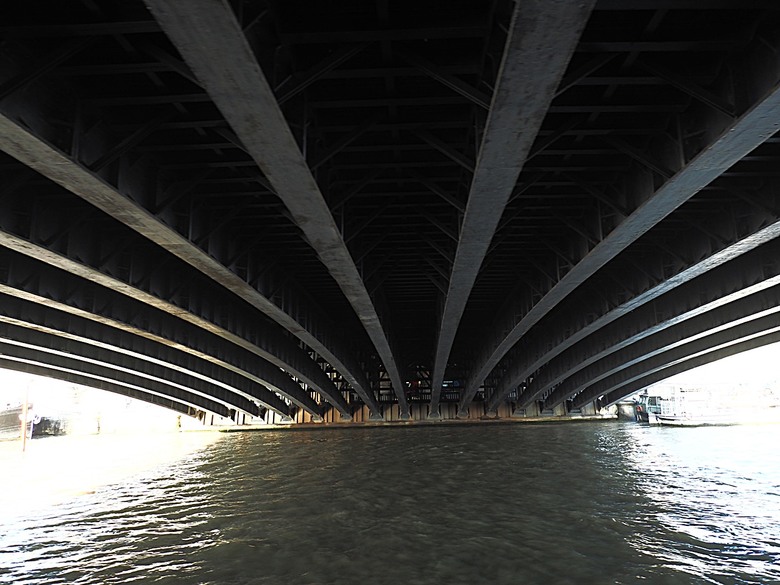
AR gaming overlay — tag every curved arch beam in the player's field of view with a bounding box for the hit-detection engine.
[546,290,780,409]
[0,233,347,416]
[0,256,324,418]
[0,350,235,419]
[0,111,372,419]
[0,337,261,416]
[428,0,596,417]
[573,329,780,409]
[460,72,780,414]
[0,305,319,417]
[0,318,292,417]
[143,0,405,417]
[0,357,216,418]
[496,232,780,412]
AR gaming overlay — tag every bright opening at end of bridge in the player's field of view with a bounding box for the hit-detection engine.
[1,338,779,439]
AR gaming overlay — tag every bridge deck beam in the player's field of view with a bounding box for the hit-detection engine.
[503,218,780,412]
[428,0,596,417]
[574,326,780,410]
[0,250,328,418]
[547,285,780,410]
[465,40,780,415]
[144,0,407,417]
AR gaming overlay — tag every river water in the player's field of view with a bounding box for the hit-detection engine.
[1,421,779,584]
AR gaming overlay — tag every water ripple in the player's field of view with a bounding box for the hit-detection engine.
[2,424,780,584]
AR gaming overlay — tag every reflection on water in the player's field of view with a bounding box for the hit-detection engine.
[0,431,221,519]
[1,423,779,584]
[622,425,780,583]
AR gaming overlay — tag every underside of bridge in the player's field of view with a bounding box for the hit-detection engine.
[1,0,780,424]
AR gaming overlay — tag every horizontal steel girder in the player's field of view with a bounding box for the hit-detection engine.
[428,0,596,417]
[144,0,405,417]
